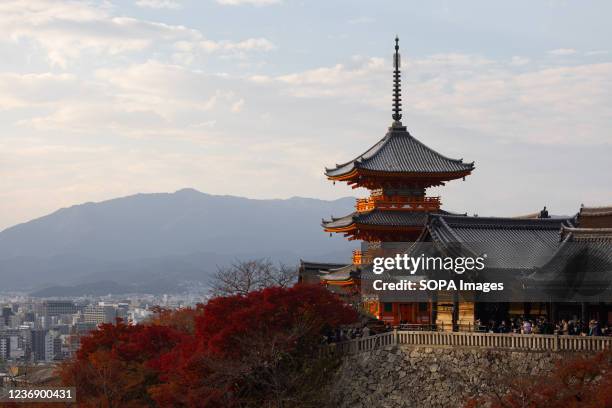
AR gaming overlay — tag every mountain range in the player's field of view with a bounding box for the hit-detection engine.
[0,189,357,295]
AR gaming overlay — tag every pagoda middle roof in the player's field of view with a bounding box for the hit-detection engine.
[323,209,440,229]
[325,125,474,179]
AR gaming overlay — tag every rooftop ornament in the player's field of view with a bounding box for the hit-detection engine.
[392,36,403,129]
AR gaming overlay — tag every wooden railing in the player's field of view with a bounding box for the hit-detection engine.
[328,331,612,355]
[330,332,397,354]
[355,196,441,212]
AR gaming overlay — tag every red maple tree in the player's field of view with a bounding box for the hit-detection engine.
[58,284,357,408]
[466,349,612,408]
[59,321,184,407]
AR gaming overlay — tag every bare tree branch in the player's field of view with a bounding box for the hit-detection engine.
[210,259,298,297]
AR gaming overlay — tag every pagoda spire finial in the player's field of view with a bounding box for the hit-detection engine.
[392,36,402,127]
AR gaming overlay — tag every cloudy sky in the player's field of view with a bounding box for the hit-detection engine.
[1,0,611,230]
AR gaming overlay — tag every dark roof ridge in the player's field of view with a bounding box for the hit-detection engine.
[430,213,573,230]
[436,214,466,243]
[561,226,612,241]
[299,260,348,268]
[563,226,612,232]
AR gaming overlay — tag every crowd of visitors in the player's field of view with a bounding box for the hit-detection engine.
[325,317,611,343]
[476,317,611,336]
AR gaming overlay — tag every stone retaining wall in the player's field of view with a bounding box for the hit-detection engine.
[329,345,575,408]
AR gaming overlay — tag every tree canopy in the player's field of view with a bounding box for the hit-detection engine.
[58,284,357,408]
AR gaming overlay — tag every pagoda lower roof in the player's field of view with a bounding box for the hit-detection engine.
[325,125,474,180]
[320,264,359,281]
[299,260,350,285]
[299,260,348,272]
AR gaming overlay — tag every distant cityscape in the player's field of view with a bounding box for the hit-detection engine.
[0,292,206,368]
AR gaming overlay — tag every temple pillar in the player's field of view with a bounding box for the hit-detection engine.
[452,291,459,331]
[581,302,588,323]
[550,302,558,323]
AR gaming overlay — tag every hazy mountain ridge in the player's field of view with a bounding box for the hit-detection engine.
[0,189,357,294]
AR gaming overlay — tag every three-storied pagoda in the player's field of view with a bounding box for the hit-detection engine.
[300,38,612,330]
[318,38,474,324]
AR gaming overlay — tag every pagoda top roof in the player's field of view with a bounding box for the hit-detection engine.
[325,38,474,181]
[325,126,474,179]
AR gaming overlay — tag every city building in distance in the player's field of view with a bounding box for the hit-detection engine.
[0,293,197,368]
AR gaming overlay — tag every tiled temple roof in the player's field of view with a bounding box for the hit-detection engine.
[579,205,612,217]
[576,205,612,229]
[299,260,347,271]
[323,209,438,229]
[561,227,612,242]
[426,214,575,270]
[325,127,474,179]
[298,260,348,284]
[319,264,359,281]
[526,237,612,293]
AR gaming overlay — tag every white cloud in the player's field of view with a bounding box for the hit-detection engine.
[0,69,239,171]
[248,75,273,84]
[278,57,385,86]
[0,1,198,67]
[224,38,276,51]
[8,61,249,142]
[585,50,609,56]
[271,55,612,145]
[0,72,81,109]
[231,98,245,112]
[510,56,530,66]
[216,0,281,5]
[199,37,276,52]
[548,48,577,56]
[348,17,375,25]
[135,0,182,9]
[0,0,274,67]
